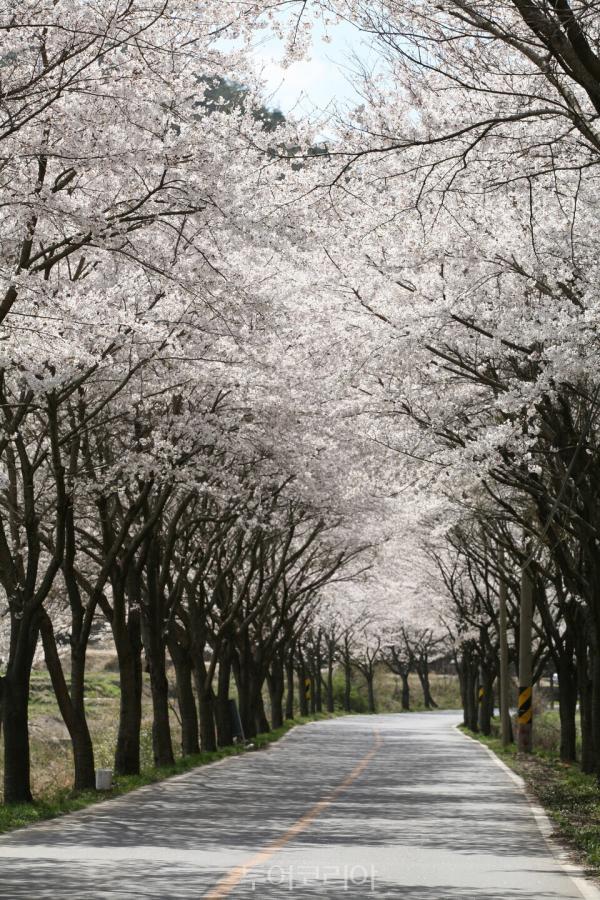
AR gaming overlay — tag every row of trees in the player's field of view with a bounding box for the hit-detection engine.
[7,0,600,808]
[283,0,600,770]
[0,1,396,805]
[1,0,451,810]
[305,589,444,716]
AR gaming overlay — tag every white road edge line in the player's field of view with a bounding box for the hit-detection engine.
[456,724,600,900]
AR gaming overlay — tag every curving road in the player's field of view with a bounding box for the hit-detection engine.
[0,712,596,899]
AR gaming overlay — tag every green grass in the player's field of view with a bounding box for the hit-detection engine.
[463,721,600,876]
[0,713,339,836]
[30,671,121,705]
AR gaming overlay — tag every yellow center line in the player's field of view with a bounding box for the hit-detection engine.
[203,729,383,900]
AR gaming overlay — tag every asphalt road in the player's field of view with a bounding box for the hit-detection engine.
[0,711,594,899]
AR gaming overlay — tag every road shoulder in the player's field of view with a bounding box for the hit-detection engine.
[457,724,600,900]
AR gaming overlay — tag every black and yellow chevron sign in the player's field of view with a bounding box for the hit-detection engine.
[304,677,311,702]
[518,685,532,725]
[478,687,484,703]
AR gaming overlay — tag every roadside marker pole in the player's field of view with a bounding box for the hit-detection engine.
[477,681,485,734]
[304,676,311,705]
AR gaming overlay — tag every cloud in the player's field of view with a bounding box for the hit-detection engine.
[251,22,371,117]
[254,54,339,115]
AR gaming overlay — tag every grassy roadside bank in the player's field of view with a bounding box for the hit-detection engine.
[0,712,339,836]
[462,725,600,877]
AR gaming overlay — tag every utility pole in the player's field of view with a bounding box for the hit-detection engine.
[498,546,512,746]
[518,556,534,752]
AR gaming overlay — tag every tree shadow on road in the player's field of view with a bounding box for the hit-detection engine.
[0,715,582,899]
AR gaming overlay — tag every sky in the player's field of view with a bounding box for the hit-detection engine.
[251,19,376,119]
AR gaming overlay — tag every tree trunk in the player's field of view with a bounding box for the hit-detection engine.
[197,687,217,752]
[326,653,335,713]
[298,663,309,717]
[366,671,376,713]
[557,655,578,763]
[267,661,284,729]
[314,647,323,713]
[591,647,600,776]
[251,676,270,734]
[234,653,254,739]
[456,655,466,718]
[235,648,269,737]
[3,661,34,804]
[343,659,352,712]
[3,614,39,804]
[148,654,175,767]
[114,609,143,776]
[169,637,199,756]
[70,643,96,791]
[417,660,437,709]
[478,668,495,737]
[400,672,410,711]
[576,632,595,774]
[193,658,217,753]
[461,651,478,732]
[40,613,96,791]
[215,651,233,748]
[285,654,295,720]
[467,673,478,731]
